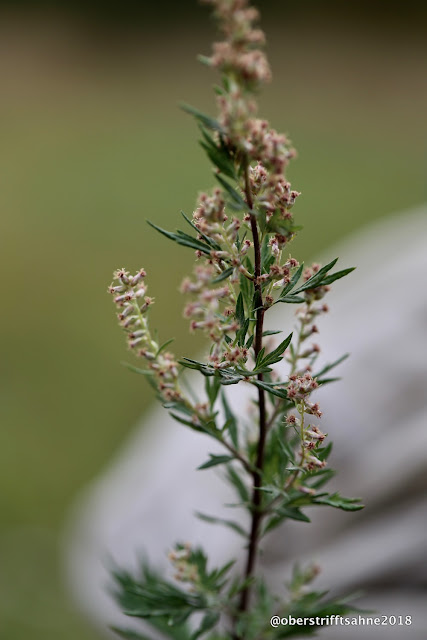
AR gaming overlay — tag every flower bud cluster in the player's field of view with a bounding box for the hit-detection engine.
[287,372,319,400]
[250,163,300,212]
[201,0,271,86]
[168,543,200,586]
[193,189,253,279]
[109,268,182,403]
[181,264,243,364]
[285,376,326,473]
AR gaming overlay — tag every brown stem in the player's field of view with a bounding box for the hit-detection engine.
[236,160,267,620]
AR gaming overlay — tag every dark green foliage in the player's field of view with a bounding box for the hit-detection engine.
[110,6,362,638]
[147,221,213,255]
[255,333,293,369]
[181,103,223,133]
[215,175,248,211]
[197,454,235,470]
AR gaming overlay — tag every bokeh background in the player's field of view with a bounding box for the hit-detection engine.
[0,1,426,638]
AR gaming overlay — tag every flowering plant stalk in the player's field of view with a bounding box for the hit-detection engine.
[108,1,363,638]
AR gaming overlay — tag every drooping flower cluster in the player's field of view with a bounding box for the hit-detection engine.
[109,268,182,403]
[286,374,327,473]
[181,263,246,365]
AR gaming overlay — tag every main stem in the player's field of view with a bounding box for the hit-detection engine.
[237,160,267,617]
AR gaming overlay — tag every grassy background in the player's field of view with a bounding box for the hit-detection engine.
[0,4,426,638]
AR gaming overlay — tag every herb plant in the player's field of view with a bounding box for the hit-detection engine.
[107,1,363,638]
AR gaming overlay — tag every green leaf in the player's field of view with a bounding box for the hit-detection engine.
[313,492,364,511]
[262,330,282,337]
[195,512,248,537]
[180,211,221,249]
[251,379,289,399]
[256,332,293,368]
[245,334,254,349]
[226,466,250,503]
[156,338,175,357]
[121,362,154,376]
[180,103,222,132]
[319,267,355,286]
[276,294,305,304]
[197,454,234,470]
[292,258,338,294]
[280,263,304,297]
[191,611,220,640]
[239,268,253,312]
[205,375,221,409]
[147,221,212,255]
[235,292,245,327]
[215,174,248,211]
[316,441,333,461]
[200,140,236,180]
[212,267,234,283]
[110,628,154,640]
[169,413,202,432]
[313,353,349,379]
[264,506,311,533]
[222,392,238,448]
[236,317,249,347]
[279,506,311,522]
[307,468,336,489]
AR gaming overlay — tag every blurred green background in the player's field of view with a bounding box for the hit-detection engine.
[0,1,426,638]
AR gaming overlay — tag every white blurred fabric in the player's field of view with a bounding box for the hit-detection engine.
[63,207,427,639]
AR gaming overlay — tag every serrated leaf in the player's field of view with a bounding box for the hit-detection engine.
[313,492,364,511]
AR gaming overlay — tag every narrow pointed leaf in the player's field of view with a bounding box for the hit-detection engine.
[197,454,234,470]
[181,103,222,132]
[293,258,338,294]
[195,512,248,537]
